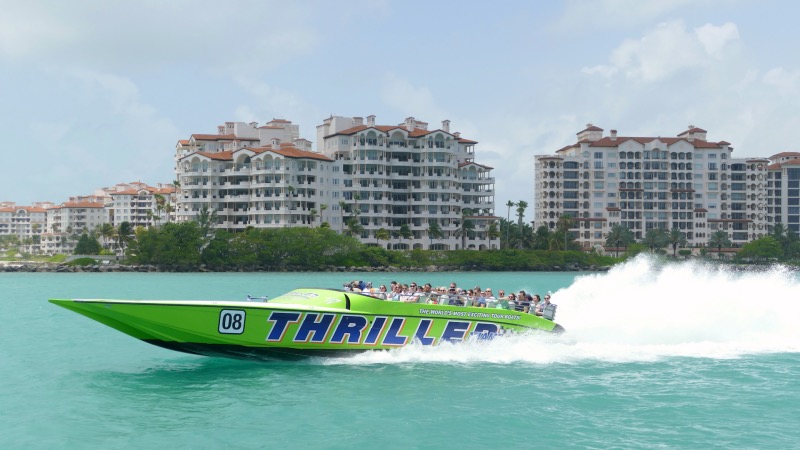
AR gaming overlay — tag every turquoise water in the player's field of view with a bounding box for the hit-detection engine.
[2,258,799,448]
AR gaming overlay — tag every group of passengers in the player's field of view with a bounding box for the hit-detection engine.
[343,280,554,316]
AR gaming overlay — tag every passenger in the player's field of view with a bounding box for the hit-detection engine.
[362,282,373,295]
[506,293,517,311]
[448,282,458,295]
[536,294,554,316]
[530,294,542,314]
[465,289,475,307]
[474,290,487,308]
[484,288,497,308]
[375,285,388,300]
[519,294,532,313]
[389,284,403,301]
[514,291,527,312]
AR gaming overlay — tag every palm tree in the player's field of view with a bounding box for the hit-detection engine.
[487,221,500,241]
[642,228,668,253]
[455,208,476,250]
[153,193,166,227]
[427,220,443,247]
[319,204,328,226]
[505,200,515,248]
[708,230,732,259]
[116,221,133,257]
[515,201,528,234]
[668,227,688,258]
[345,218,365,238]
[556,214,573,250]
[308,208,318,226]
[376,228,390,248]
[604,224,634,257]
[99,223,116,250]
[338,200,347,234]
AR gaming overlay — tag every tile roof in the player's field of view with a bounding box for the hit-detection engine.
[588,136,724,149]
[62,201,105,208]
[190,133,238,141]
[771,152,800,158]
[458,162,494,170]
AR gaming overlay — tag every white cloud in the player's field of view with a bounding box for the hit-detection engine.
[380,73,447,121]
[583,21,740,82]
[763,67,800,95]
[695,22,739,57]
[553,0,695,32]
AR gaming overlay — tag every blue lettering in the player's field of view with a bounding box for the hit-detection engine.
[472,323,500,340]
[382,318,408,346]
[330,315,368,344]
[266,311,302,341]
[442,321,471,342]
[364,317,388,345]
[413,319,436,345]
[294,313,335,343]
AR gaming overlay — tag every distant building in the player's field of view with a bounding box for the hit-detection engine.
[533,125,795,251]
[174,116,499,250]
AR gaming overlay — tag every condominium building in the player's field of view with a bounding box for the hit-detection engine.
[0,203,48,254]
[534,125,786,250]
[318,115,499,250]
[101,182,177,227]
[174,116,499,250]
[175,119,337,230]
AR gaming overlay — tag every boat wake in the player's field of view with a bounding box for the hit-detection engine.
[324,255,800,365]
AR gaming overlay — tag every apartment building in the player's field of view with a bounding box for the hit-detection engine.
[174,116,499,250]
[101,182,177,227]
[0,203,49,254]
[175,119,337,230]
[766,152,800,233]
[534,125,779,250]
[318,115,499,250]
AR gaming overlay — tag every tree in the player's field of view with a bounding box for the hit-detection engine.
[376,228,390,248]
[487,221,500,241]
[642,228,668,253]
[505,200,515,248]
[739,236,782,262]
[668,227,688,258]
[74,233,101,255]
[533,225,552,250]
[116,222,133,256]
[309,208,318,226]
[345,218,364,238]
[555,214,573,250]
[708,230,732,259]
[338,200,347,234]
[99,223,116,250]
[515,201,528,246]
[398,223,412,242]
[605,224,635,257]
[427,220,443,247]
[455,208,476,249]
[319,204,328,226]
[194,205,218,251]
[154,193,166,227]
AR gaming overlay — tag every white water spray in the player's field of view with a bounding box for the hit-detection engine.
[326,255,800,365]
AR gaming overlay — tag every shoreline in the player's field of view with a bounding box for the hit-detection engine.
[0,261,610,273]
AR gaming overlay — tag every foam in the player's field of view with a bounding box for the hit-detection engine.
[324,256,800,365]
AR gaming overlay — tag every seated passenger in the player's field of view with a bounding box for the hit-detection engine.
[530,295,541,313]
[375,285,388,300]
[506,293,517,311]
[536,295,553,316]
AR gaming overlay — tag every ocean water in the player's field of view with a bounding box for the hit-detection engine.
[1,257,799,449]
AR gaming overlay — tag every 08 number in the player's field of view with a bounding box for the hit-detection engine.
[219,310,245,334]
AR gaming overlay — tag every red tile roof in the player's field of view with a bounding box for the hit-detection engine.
[578,125,603,133]
[458,162,494,170]
[62,201,104,208]
[771,152,800,158]
[191,133,237,141]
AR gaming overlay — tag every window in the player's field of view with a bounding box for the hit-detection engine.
[594,152,603,159]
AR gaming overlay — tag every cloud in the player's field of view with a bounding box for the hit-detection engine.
[0,1,322,75]
[763,67,800,95]
[380,73,447,121]
[582,21,740,82]
[553,0,695,32]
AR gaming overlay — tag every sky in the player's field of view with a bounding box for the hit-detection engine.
[2,0,800,220]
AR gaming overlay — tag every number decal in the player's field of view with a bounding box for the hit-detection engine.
[219,310,246,334]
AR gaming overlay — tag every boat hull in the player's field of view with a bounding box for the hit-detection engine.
[50,288,563,361]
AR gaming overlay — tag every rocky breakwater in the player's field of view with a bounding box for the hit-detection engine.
[0,262,160,273]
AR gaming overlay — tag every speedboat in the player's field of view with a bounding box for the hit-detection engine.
[50,288,564,361]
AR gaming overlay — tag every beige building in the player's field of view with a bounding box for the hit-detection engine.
[534,125,782,250]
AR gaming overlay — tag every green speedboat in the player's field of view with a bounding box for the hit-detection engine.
[50,288,564,361]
